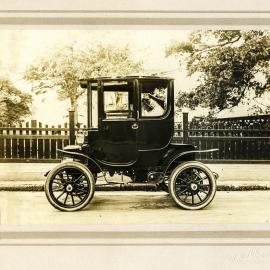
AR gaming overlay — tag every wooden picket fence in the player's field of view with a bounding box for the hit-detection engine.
[0,120,70,162]
[0,112,270,163]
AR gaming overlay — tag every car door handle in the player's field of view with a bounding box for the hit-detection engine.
[132,123,139,130]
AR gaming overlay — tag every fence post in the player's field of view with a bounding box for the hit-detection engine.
[182,112,189,144]
[31,120,37,158]
[69,110,76,145]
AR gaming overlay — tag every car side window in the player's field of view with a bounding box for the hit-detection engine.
[103,81,134,119]
[104,91,131,119]
[140,81,168,117]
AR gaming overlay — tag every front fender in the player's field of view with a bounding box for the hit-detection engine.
[57,149,103,174]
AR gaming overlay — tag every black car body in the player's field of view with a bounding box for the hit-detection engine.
[45,76,218,211]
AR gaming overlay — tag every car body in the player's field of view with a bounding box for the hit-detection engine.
[45,76,218,211]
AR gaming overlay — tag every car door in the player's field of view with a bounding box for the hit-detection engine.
[98,80,138,164]
[137,79,174,151]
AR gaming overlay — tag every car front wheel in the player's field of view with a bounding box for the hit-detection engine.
[45,162,95,211]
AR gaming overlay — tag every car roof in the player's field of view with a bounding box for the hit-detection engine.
[79,75,174,88]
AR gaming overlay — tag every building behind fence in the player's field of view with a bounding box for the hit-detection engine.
[0,112,269,163]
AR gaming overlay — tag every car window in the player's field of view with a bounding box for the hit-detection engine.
[103,81,134,119]
[104,91,131,119]
[140,81,168,117]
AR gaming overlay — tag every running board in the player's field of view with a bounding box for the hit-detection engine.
[96,182,157,187]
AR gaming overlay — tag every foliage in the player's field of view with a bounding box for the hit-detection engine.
[24,44,143,119]
[0,78,32,125]
[166,30,270,114]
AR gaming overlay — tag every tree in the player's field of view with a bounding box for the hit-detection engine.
[0,77,32,125]
[24,44,143,122]
[166,30,270,115]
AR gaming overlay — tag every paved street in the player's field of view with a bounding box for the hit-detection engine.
[1,190,270,225]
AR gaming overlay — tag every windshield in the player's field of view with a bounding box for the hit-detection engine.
[91,89,98,128]
[87,83,98,128]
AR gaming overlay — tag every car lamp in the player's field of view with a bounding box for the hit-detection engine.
[76,130,86,145]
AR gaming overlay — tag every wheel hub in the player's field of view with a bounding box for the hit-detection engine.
[190,183,198,191]
[66,184,73,192]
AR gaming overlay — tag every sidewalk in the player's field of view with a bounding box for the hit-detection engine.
[0,163,270,191]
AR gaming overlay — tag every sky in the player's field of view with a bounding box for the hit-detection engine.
[0,29,261,125]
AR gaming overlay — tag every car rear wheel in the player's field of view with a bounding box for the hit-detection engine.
[169,161,216,210]
[45,162,95,211]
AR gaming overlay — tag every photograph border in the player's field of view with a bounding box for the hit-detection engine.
[1,1,270,263]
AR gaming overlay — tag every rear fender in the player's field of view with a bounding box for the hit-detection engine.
[163,148,219,175]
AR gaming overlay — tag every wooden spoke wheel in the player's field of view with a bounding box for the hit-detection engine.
[169,161,216,210]
[45,162,95,212]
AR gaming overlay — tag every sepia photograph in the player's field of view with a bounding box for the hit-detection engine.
[0,28,270,226]
[1,0,270,268]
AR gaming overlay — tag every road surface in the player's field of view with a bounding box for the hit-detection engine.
[1,191,270,225]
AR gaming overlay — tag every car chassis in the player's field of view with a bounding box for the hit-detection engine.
[45,76,218,211]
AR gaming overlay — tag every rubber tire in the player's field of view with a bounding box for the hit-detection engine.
[45,161,95,212]
[169,161,216,210]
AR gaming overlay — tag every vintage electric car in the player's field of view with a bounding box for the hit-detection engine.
[45,76,218,211]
